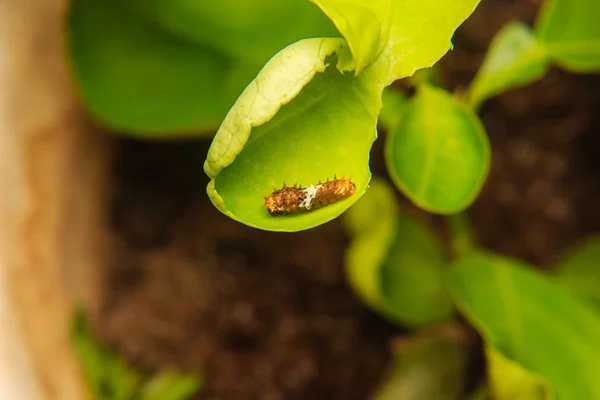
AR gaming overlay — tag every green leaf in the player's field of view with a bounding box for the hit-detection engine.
[123,0,339,68]
[68,0,250,136]
[467,22,550,110]
[447,252,600,400]
[535,0,600,71]
[486,347,553,400]
[371,325,471,400]
[141,371,202,400]
[554,236,600,312]
[205,38,377,231]
[343,178,454,327]
[386,85,490,214]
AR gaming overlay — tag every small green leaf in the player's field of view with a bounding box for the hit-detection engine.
[486,347,553,400]
[467,22,550,110]
[372,325,471,400]
[386,85,490,214]
[447,252,600,400]
[535,0,600,71]
[68,0,249,136]
[343,178,454,327]
[141,371,202,400]
[554,236,600,312]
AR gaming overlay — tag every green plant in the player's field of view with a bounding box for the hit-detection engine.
[67,0,600,398]
[346,176,600,399]
[68,0,600,231]
[72,312,202,400]
[342,0,600,396]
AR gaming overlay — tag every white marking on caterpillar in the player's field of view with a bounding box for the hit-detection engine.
[299,185,319,209]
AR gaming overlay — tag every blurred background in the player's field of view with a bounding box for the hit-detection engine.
[1,0,599,399]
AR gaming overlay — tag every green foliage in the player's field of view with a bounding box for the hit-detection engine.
[386,85,490,214]
[68,0,337,136]
[554,236,600,312]
[447,252,600,400]
[536,0,600,71]
[467,22,550,110]
[65,0,600,397]
[67,0,600,228]
[68,0,245,136]
[343,178,454,327]
[204,0,480,231]
[72,311,202,400]
[466,0,600,110]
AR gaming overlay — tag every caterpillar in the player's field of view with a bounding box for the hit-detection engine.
[265,177,356,215]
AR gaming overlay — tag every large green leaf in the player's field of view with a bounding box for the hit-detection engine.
[343,178,454,327]
[205,38,376,231]
[535,0,600,71]
[467,22,550,110]
[554,236,600,313]
[123,0,339,67]
[448,252,600,400]
[386,85,490,214]
[68,0,251,136]
[204,0,481,230]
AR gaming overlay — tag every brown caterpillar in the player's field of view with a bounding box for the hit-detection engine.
[265,177,356,215]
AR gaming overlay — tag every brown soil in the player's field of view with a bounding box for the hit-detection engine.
[94,0,600,399]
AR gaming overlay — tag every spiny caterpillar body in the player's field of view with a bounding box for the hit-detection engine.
[265,177,356,215]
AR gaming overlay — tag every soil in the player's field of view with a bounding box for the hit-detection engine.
[94,0,600,399]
